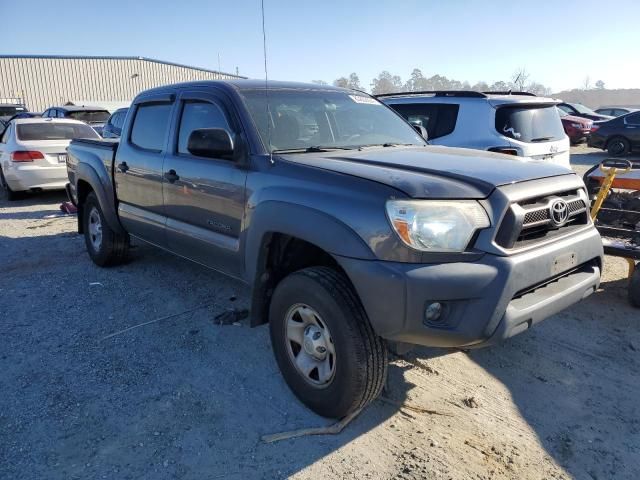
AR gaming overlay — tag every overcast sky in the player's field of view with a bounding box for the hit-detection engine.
[3,0,638,92]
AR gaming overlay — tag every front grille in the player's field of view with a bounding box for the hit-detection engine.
[495,189,589,249]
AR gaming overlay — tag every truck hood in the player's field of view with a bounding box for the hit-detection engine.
[282,145,575,199]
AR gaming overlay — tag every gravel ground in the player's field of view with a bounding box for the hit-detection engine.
[1,146,639,480]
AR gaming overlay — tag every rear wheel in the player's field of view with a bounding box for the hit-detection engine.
[629,265,640,308]
[82,192,129,266]
[607,136,630,156]
[269,267,387,418]
[0,169,22,201]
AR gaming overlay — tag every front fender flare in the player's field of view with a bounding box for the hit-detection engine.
[244,200,375,282]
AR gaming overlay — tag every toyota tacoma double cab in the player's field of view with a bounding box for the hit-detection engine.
[66,80,603,418]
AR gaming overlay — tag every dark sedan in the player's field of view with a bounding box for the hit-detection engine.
[558,102,613,122]
[588,111,640,156]
[101,107,128,138]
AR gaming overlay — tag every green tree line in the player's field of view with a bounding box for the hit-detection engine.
[313,68,553,96]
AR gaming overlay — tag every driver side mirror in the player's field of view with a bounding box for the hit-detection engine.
[411,123,428,140]
[187,128,235,159]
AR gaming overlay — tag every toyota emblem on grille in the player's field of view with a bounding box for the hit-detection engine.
[549,199,569,226]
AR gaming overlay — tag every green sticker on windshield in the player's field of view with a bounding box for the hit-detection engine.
[348,95,380,105]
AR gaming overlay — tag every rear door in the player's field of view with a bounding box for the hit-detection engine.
[162,89,247,277]
[623,113,640,147]
[113,92,175,246]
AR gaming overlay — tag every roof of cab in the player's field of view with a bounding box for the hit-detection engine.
[137,79,353,96]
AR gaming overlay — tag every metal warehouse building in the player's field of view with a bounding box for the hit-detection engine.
[0,55,244,112]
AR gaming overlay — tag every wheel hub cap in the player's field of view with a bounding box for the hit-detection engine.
[88,207,103,251]
[285,304,336,387]
[303,325,328,360]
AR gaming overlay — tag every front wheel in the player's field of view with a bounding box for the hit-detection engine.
[82,192,130,266]
[269,267,387,418]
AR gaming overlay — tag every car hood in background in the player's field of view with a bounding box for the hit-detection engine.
[281,145,575,199]
[562,114,592,126]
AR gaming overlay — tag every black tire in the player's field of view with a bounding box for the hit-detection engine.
[629,265,640,308]
[0,169,22,201]
[607,136,630,156]
[269,266,387,418]
[83,192,129,266]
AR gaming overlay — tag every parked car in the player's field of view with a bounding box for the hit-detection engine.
[594,106,639,117]
[0,100,28,121]
[557,102,613,121]
[379,91,571,168]
[557,107,592,144]
[588,111,640,156]
[66,80,603,419]
[42,106,111,136]
[101,108,128,138]
[6,111,42,122]
[0,118,99,200]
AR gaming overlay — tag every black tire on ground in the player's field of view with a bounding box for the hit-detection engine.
[629,265,640,308]
[269,266,387,418]
[607,136,631,156]
[82,192,130,266]
[0,169,22,201]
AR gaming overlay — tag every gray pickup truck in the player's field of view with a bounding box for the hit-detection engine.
[66,80,603,418]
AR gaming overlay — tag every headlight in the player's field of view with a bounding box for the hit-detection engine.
[570,123,584,128]
[386,200,490,252]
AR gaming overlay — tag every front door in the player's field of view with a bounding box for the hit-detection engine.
[113,92,175,246]
[162,90,247,277]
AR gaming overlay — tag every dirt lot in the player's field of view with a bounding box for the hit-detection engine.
[1,146,639,480]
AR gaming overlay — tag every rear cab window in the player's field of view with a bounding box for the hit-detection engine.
[16,123,100,141]
[66,110,111,123]
[388,103,459,140]
[130,103,173,151]
[495,105,565,143]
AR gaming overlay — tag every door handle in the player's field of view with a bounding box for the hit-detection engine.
[164,169,180,183]
[117,161,129,173]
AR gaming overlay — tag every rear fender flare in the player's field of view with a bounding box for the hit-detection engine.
[76,162,124,234]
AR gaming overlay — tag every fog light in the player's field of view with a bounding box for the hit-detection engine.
[425,302,443,322]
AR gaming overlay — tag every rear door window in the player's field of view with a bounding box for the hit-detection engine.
[16,123,100,141]
[495,105,566,143]
[625,113,640,125]
[130,103,172,151]
[388,103,459,139]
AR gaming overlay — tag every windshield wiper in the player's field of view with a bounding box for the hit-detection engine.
[530,137,553,142]
[358,142,420,149]
[271,146,356,154]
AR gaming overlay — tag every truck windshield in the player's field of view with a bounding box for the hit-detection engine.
[66,110,111,123]
[240,88,426,152]
[496,105,566,143]
[17,122,100,141]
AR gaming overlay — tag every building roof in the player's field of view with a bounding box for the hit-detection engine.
[0,54,244,79]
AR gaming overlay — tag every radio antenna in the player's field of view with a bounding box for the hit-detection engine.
[261,0,274,164]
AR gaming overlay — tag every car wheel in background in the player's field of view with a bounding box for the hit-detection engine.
[0,169,22,201]
[269,266,387,419]
[629,265,640,308]
[607,136,630,156]
[82,192,130,266]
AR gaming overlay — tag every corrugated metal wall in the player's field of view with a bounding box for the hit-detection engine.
[0,56,243,111]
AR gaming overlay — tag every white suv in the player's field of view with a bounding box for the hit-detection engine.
[379,91,570,168]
